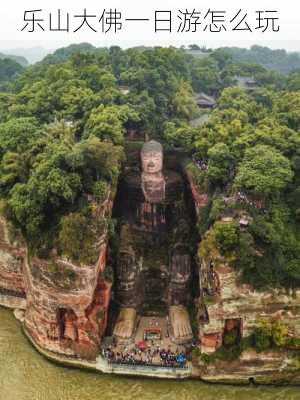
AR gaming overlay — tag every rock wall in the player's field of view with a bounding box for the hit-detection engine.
[185,170,209,214]
[23,194,114,359]
[0,193,115,360]
[0,217,26,309]
[200,261,300,353]
[0,154,299,381]
[186,164,300,364]
[23,242,111,359]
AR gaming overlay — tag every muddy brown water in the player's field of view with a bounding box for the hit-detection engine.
[0,308,299,400]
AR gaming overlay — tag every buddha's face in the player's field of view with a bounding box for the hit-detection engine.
[141,151,163,174]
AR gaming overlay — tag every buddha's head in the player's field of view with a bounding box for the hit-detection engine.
[141,140,163,174]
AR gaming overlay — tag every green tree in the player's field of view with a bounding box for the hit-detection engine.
[190,57,221,94]
[172,81,198,119]
[214,221,239,254]
[84,104,139,145]
[234,145,293,196]
[207,143,234,185]
[0,58,24,84]
[0,117,40,158]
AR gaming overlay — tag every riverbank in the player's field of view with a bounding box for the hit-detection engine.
[23,324,192,379]
[1,307,300,400]
[1,300,299,385]
[22,313,300,385]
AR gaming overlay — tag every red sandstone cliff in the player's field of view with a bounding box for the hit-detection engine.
[0,192,115,360]
[23,194,114,359]
[186,165,300,357]
[0,217,26,309]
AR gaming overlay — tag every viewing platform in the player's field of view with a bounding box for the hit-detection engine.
[96,356,192,379]
[100,316,193,378]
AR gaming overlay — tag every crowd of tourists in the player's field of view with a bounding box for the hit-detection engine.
[236,190,266,211]
[192,156,208,171]
[192,157,267,212]
[222,191,266,213]
[102,343,187,368]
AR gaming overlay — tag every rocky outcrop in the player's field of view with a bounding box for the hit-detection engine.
[0,217,26,309]
[199,347,300,384]
[24,242,111,359]
[0,192,115,360]
[185,169,209,214]
[200,261,300,353]
[23,195,114,360]
[187,165,300,382]
[0,153,299,382]
[186,166,300,353]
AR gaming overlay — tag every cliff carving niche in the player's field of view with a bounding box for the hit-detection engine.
[112,141,196,344]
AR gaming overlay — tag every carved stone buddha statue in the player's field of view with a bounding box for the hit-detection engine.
[113,140,193,343]
[141,140,165,204]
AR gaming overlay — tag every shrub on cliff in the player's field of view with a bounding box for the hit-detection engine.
[223,329,239,347]
[254,321,272,352]
[272,320,289,347]
[198,220,239,265]
[59,210,107,265]
[92,181,108,203]
[254,319,289,351]
[214,220,239,255]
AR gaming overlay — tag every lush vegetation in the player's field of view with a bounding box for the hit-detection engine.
[192,84,300,288]
[0,44,298,283]
[0,59,25,90]
[195,318,300,366]
[254,319,289,351]
[220,45,300,75]
[0,53,28,67]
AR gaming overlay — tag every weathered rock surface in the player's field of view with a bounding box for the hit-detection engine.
[0,156,299,383]
[0,194,114,360]
[186,165,300,382]
[24,242,111,359]
[200,262,300,353]
[0,217,26,309]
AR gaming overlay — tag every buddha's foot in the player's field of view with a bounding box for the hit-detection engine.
[169,305,193,343]
[113,307,137,339]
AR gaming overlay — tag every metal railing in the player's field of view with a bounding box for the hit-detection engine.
[108,361,189,370]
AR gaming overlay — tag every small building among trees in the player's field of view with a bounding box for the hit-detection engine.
[194,92,216,109]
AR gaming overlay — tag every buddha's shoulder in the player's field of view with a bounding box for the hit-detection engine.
[124,169,183,192]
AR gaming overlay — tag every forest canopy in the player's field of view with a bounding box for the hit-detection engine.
[0,44,299,286]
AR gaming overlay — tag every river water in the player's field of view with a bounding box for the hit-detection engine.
[0,308,299,400]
